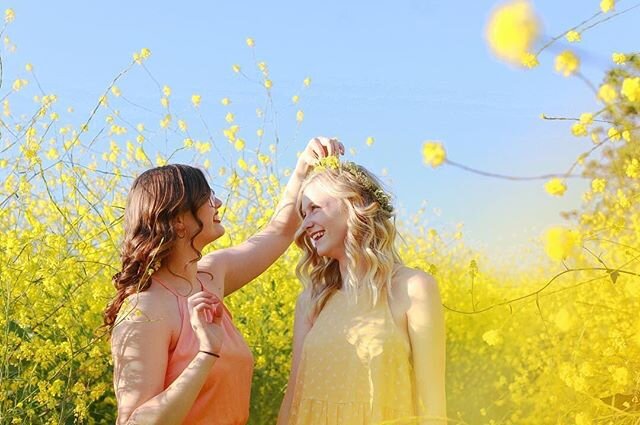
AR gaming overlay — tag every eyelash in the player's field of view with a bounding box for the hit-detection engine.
[301,205,319,219]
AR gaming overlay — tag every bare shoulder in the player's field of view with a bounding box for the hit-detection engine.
[391,265,440,303]
[111,285,177,345]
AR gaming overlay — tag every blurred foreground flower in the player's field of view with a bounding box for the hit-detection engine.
[422,141,446,168]
[544,227,581,261]
[485,0,540,65]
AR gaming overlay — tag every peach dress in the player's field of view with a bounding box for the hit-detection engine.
[154,276,254,425]
[288,288,418,424]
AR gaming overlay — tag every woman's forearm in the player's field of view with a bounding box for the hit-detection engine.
[267,162,310,237]
[120,353,217,425]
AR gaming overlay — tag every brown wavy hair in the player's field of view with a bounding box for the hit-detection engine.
[294,163,402,320]
[103,164,211,331]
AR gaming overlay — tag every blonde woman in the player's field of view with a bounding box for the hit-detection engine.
[278,159,447,424]
[104,137,343,425]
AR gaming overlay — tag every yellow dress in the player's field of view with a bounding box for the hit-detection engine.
[288,288,418,425]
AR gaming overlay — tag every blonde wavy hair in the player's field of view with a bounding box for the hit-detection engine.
[294,163,402,320]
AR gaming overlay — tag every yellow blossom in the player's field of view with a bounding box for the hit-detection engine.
[256,129,264,137]
[296,110,304,123]
[264,79,273,89]
[46,148,58,160]
[156,154,167,166]
[621,77,640,102]
[544,227,581,261]
[196,142,211,154]
[366,137,375,147]
[203,159,211,168]
[482,330,503,346]
[565,30,581,42]
[12,79,28,91]
[292,95,300,104]
[485,0,540,65]
[111,86,121,97]
[5,8,15,23]
[162,85,171,97]
[246,38,255,47]
[591,178,606,193]
[625,158,640,178]
[422,141,446,168]
[183,138,194,148]
[555,51,579,77]
[571,123,587,137]
[160,97,169,108]
[579,113,593,125]
[234,139,245,151]
[598,83,618,104]
[237,158,249,171]
[178,120,187,132]
[303,77,311,87]
[600,0,614,13]
[612,52,627,64]
[553,308,574,331]
[160,114,171,129]
[225,112,235,123]
[608,127,621,141]
[25,63,33,72]
[232,64,241,73]
[221,97,231,106]
[544,178,567,196]
[520,52,539,68]
[191,94,202,108]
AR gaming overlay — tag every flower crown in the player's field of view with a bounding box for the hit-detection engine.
[313,156,394,215]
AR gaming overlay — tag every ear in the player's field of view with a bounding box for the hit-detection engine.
[173,213,187,237]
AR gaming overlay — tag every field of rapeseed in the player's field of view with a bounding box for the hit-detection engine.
[0,2,638,424]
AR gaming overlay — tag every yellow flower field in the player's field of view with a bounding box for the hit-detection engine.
[0,2,639,424]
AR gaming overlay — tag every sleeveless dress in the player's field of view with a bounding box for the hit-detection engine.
[288,288,417,424]
[153,276,254,425]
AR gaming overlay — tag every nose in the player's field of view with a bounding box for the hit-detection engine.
[214,196,222,208]
[302,215,314,232]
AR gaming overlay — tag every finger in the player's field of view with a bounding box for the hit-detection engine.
[212,303,224,325]
[310,137,324,159]
[188,296,217,307]
[187,292,218,305]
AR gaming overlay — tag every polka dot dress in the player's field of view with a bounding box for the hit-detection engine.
[288,289,418,424]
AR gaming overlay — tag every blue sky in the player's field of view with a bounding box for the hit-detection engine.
[4,1,639,267]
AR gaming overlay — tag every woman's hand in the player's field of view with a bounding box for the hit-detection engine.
[187,291,224,354]
[296,136,345,174]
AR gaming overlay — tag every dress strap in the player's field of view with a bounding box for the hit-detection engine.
[152,276,181,297]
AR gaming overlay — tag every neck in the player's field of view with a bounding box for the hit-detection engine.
[153,244,201,289]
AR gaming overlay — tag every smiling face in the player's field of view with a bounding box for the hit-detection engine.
[300,179,349,262]
[190,189,225,250]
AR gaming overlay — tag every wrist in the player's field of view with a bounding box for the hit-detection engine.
[199,349,220,358]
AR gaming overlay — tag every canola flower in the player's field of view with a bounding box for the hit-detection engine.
[422,141,446,168]
[544,227,581,261]
[555,51,580,77]
[485,0,540,65]
[1,6,639,425]
[544,178,567,196]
